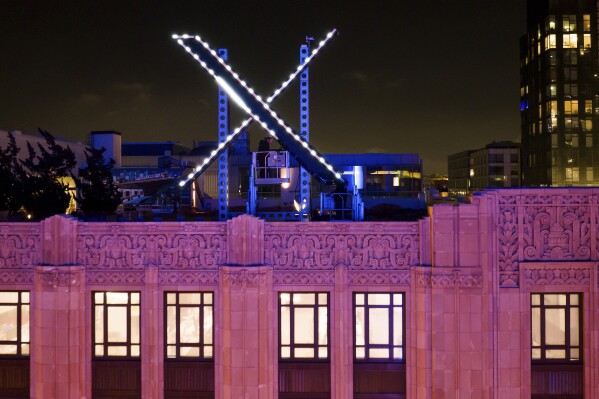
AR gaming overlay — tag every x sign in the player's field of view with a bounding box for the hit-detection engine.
[174,30,345,186]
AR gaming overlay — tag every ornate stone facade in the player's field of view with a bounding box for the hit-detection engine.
[0,189,597,399]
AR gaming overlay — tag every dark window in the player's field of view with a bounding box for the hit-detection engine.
[531,293,581,363]
[165,292,213,359]
[279,292,328,360]
[93,292,140,358]
[354,293,404,362]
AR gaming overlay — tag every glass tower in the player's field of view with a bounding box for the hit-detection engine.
[520,0,599,186]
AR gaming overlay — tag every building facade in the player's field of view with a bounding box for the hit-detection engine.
[448,142,520,197]
[520,0,599,186]
[0,188,597,398]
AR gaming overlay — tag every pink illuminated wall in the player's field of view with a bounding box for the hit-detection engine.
[0,188,597,398]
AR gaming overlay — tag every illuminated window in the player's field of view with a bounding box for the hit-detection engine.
[548,100,558,116]
[531,294,581,362]
[563,34,577,48]
[93,292,140,357]
[547,84,557,97]
[165,292,213,359]
[545,34,556,49]
[547,16,556,31]
[564,100,578,115]
[354,293,404,362]
[0,292,29,356]
[582,119,592,131]
[586,167,593,181]
[585,100,592,114]
[279,292,328,360]
[562,15,576,32]
[583,15,591,31]
[583,34,591,48]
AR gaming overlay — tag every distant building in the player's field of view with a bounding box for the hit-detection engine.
[448,150,473,197]
[448,141,520,196]
[520,0,599,186]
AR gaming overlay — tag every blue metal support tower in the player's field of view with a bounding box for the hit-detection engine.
[299,40,312,220]
[217,48,229,221]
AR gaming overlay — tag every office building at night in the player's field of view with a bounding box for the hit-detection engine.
[448,141,520,197]
[520,0,599,186]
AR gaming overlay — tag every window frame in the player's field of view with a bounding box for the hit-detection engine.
[92,291,141,359]
[164,291,214,361]
[278,291,329,362]
[531,293,582,364]
[353,292,405,363]
[0,291,30,358]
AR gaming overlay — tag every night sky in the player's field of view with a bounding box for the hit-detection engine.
[0,1,526,174]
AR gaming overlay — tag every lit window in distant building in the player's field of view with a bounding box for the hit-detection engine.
[0,292,29,356]
[563,34,577,48]
[585,100,592,114]
[547,84,557,97]
[586,167,593,181]
[354,293,404,362]
[562,15,576,32]
[583,15,591,31]
[583,34,591,48]
[582,119,592,131]
[531,293,581,362]
[93,292,140,357]
[545,34,556,49]
[564,100,578,115]
[165,292,213,359]
[279,292,328,360]
[549,100,558,116]
[547,16,556,31]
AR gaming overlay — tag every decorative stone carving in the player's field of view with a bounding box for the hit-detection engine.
[77,222,226,270]
[496,193,596,288]
[265,222,419,270]
[348,270,411,286]
[158,271,219,285]
[522,264,592,286]
[221,269,268,288]
[0,270,34,284]
[414,268,482,288]
[273,271,335,286]
[0,224,40,268]
[37,268,82,288]
[85,271,145,285]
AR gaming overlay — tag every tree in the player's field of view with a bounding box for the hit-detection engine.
[0,131,27,214]
[20,129,77,220]
[74,146,122,217]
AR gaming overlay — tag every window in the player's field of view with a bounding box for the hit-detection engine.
[0,292,29,356]
[564,67,578,82]
[563,34,577,48]
[582,119,592,131]
[583,34,591,48]
[586,134,593,147]
[562,15,576,32]
[354,293,404,362]
[586,167,593,181]
[564,100,578,115]
[583,15,591,31]
[93,292,140,357]
[531,293,581,362]
[585,100,592,114]
[165,292,213,359]
[547,84,557,97]
[545,34,556,49]
[279,292,328,360]
[547,16,556,32]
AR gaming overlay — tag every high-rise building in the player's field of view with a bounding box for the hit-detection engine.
[520,0,599,186]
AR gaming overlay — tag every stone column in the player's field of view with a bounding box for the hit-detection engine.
[31,215,86,399]
[217,266,275,399]
[142,265,162,398]
[216,215,275,399]
[331,265,352,398]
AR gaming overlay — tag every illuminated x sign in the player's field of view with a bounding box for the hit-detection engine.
[173,30,344,186]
